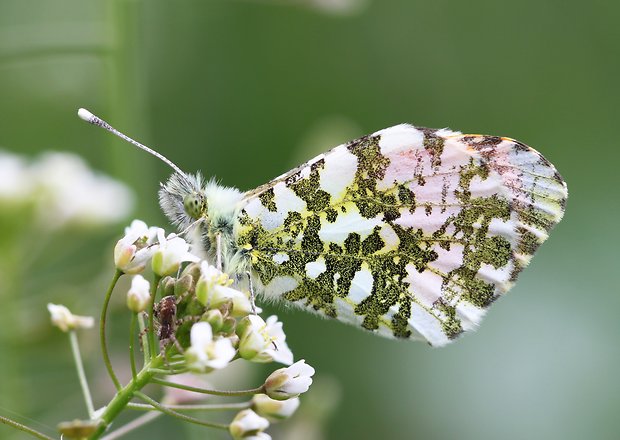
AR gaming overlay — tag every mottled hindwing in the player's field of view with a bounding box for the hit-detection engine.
[237,125,567,346]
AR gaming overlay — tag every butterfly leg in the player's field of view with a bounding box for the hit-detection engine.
[215,232,222,271]
[246,271,257,315]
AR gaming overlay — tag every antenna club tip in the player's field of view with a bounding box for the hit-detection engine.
[77,108,95,123]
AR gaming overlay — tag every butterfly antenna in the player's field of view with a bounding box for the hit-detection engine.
[77,108,188,178]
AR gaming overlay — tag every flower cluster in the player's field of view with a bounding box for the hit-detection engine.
[0,150,133,229]
[113,219,314,438]
[47,218,315,438]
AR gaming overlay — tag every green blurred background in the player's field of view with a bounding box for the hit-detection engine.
[0,0,618,439]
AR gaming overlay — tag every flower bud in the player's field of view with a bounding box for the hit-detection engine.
[57,419,100,438]
[47,304,94,332]
[181,261,202,282]
[126,275,151,313]
[229,409,269,439]
[252,394,300,421]
[221,316,237,335]
[160,276,176,298]
[203,309,224,332]
[174,273,194,297]
[264,360,315,401]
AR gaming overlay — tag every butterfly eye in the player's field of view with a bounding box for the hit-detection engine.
[183,193,206,220]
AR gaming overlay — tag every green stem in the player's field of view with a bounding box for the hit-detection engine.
[138,313,150,362]
[151,377,265,398]
[129,313,138,381]
[88,356,164,439]
[134,392,229,430]
[100,270,123,391]
[0,415,54,440]
[147,368,189,376]
[127,401,252,412]
[147,275,162,357]
[69,330,95,419]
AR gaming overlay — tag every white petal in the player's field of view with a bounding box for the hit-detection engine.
[190,322,214,348]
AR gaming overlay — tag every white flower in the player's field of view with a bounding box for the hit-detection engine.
[126,275,151,313]
[211,285,256,317]
[47,303,94,332]
[30,152,133,229]
[151,230,200,276]
[229,409,270,439]
[264,360,315,401]
[195,261,232,304]
[237,315,293,365]
[114,220,161,274]
[0,151,33,202]
[123,219,160,240]
[252,394,300,421]
[0,150,132,229]
[240,433,271,440]
[185,322,236,371]
[195,262,257,316]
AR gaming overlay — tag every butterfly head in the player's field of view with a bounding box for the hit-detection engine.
[183,190,207,220]
[159,170,245,270]
[159,171,207,229]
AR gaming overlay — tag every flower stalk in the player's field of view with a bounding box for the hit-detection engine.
[100,269,123,390]
[147,274,162,357]
[69,330,96,419]
[151,377,266,398]
[138,312,150,363]
[127,401,252,412]
[129,313,138,381]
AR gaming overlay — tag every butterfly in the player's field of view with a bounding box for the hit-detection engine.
[79,109,567,346]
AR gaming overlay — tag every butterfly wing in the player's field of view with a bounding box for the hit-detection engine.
[237,124,567,346]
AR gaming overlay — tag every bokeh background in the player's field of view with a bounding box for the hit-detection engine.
[1,1,618,439]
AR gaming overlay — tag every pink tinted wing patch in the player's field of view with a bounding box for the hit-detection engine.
[377,127,566,344]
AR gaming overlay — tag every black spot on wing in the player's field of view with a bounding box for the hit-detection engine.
[258,187,277,212]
